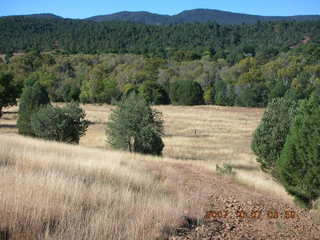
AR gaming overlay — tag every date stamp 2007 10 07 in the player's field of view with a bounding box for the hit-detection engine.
[204,209,297,220]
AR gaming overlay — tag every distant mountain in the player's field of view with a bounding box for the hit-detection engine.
[6,13,63,20]
[86,11,171,25]
[86,9,320,25]
[2,9,320,25]
[172,9,320,25]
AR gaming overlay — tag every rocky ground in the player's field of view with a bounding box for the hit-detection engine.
[160,163,320,240]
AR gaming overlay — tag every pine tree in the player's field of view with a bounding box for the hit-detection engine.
[251,97,297,176]
[31,103,89,144]
[17,82,50,136]
[169,80,204,106]
[105,93,164,155]
[0,73,18,118]
[277,95,320,207]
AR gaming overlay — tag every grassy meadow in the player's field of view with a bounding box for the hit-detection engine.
[0,104,293,239]
[81,104,290,199]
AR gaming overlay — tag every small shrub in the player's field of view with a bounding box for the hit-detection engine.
[31,103,89,144]
[277,95,320,208]
[203,88,215,104]
[251,97,297,177]
[169,80,204,106]
[216,163,234,176]
[106,93,164,155]
[312,198,320,210]
[17,82,50,136]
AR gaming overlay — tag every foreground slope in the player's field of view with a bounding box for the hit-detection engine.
[0,135,189,239]
[0,105,320,239]
[1,134,319,239]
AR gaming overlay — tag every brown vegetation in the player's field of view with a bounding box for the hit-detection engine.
[1,104,319,239]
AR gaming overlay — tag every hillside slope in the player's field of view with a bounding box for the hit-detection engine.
[0,15,319,57]
[85,9,320,25]
[1,105,320,239]
[2,9,320,25]
[1,134,319,239]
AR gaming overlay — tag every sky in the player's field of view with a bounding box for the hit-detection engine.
[1,0,320,19]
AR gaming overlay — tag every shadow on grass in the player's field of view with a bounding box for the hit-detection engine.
[0,124,17,129]
[3,111,18,115]
[0,228,10,240]
[165,134,212,138]
[231,164,258,172]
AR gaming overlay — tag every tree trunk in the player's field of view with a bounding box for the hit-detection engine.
[0,106,2,118]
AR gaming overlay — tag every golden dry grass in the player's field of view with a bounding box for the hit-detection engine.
[0,134,194,239]
[0,104,294,239]
[80,104,290,200]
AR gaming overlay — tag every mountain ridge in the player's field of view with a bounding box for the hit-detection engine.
[2,9,320,25]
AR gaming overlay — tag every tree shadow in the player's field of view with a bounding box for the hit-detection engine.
[3,111,18,115]
[231,164,258,172]
[0,124,17,129]
[165,134,212,138]
[0,228,10,240]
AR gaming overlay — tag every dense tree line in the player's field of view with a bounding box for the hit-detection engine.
[0,16,320,63]
[252,94,320,208]
[0,42,319,108]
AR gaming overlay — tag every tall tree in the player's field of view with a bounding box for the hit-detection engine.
[105,93,164,155]
[277,95,320,208]
[0,73,18,118]
[17,82,50,136]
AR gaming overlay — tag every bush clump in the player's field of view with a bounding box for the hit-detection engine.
[106,93,164,155]
[31,103,89,144]
[138,81,170,105]
[277,95,320,208]
[17,82,50,136]
[251,97,297,176]
[169,80,204,106]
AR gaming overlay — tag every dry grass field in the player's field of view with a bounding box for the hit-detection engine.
[2,104,316,239]
[0,134,192,239]
[80,104,289,199]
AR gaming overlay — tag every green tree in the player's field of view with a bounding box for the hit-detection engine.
[105,93,164,155]
[277,95,320,208]
[203,87,215,104]
[0,73,18,118]
[138,81,170,105]
[17,83,50,136]
[251,97,298,176]
[169,80,204,106]
[24,71,58,101]
[214,80,235,106]
[121,83,138,98]
[31,103,89,144]
[80,78,120,104]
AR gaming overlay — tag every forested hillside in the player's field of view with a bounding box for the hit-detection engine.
[1,42,319,108]
[0,16,320,62]
[0,14,319,108]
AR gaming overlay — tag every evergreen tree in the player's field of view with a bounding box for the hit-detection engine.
[31,103,89,144]
[169,80,204,106]
[106,93,164,155]
[17,82,50,136]
[138,81,170,105]
[251,97,298,176]
[277,95,320,207]
[0,73,18,118]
